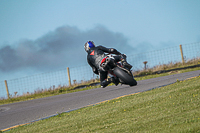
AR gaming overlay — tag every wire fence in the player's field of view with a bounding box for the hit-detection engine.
[6,69,68,97]
[0,42,200,99]
[128,46,181,70]
[182,42,200,60]
[69,65,97,84]
[0,81,6,99]
[128,42,200,71]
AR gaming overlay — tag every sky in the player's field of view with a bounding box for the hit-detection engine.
[0,0,200,81]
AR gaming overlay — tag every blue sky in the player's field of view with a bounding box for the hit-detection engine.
[0,0,200,80]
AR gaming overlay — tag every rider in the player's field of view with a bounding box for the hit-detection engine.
[84,41,132,88]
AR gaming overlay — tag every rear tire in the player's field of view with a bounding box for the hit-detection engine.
[113,67,137,86]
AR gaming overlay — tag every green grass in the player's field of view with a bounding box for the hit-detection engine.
[6,75,200,133]
[135,67,200,81]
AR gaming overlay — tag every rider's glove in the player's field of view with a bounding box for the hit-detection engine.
[121,54,127,58]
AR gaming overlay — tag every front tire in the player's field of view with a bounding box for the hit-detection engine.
[113,67,137,86]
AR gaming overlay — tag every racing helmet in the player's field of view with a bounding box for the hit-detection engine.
[84,41,95,52]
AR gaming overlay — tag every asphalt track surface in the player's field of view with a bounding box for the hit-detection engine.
[1,70,200,130]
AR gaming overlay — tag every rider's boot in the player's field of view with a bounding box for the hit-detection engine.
[101,77,119,88]
[121,54,132,69]
[101,79,111,88]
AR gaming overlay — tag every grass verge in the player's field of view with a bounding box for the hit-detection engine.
[135,66,200,81]
[5,75,200,133]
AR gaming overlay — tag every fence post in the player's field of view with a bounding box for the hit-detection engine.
[67,67,71,86]
[4,80,10,99]
[143,61,148,70]
[179,44,185,64]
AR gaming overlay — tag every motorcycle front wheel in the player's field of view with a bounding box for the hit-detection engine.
[113,67,137,86]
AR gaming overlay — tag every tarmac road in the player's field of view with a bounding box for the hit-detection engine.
[0,70,200,130]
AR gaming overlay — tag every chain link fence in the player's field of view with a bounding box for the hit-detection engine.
[0,42,200,99]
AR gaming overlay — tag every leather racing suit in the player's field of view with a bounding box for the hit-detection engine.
[87,45,124,88]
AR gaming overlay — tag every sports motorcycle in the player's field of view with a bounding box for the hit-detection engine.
[100,55,137,86]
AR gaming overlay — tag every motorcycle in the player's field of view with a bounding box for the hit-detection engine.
[100,55,137,86]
